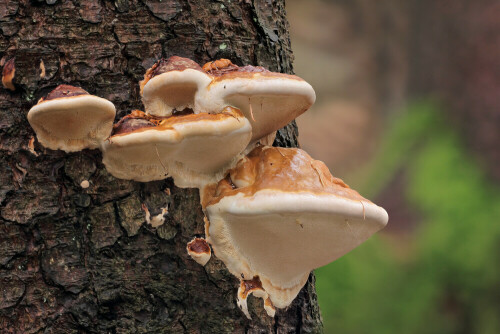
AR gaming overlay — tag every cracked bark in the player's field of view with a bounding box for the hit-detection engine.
[0,1,323,333]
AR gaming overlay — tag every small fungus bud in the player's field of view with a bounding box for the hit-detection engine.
[236,276,275,319]
[39,60,46,78]
[186,237,211,266]
[27,137,38,156]
[80,180,90,189]
[142,203,168,228]
[2,58,16,91]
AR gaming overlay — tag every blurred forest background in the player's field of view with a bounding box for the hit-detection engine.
[287,0,500,333]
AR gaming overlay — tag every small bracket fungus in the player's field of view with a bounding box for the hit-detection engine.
[39,60,46,79]
[2,57,16,91]
[27,137,38,156]
[237,276,276,319]
[197,59,316,142]
[141,56,212,117]
[101,107,252,188]
[141,203,168,228]
[203,146,388,309]
[27,85,116,152]
[186,237,211,266]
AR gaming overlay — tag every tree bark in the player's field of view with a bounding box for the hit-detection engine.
[0,0,323,333]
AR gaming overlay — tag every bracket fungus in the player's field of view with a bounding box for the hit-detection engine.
[197,59,316,142]
[27,85,116,152]
[101,107,252,187]
[141,202,169,228]
[203,146,388,309]
[237,276,276,319]
[141,56,212,117]
[186,237,211,266]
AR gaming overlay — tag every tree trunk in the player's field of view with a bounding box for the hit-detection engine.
[0,0,323,333]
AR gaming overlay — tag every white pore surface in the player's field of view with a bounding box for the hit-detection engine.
[196,76,316,140]
[28,95,115,151]
[101,115,252,187]
[207,190,388,302]
[142,69,212,116]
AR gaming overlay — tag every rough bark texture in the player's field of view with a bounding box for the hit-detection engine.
[0,1,323,333]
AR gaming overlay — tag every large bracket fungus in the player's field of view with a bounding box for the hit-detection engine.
[27,85,116,152]
[197,59,316,142]
[26,56,388,319]
[202,146,388,310]
[101,107,252,187]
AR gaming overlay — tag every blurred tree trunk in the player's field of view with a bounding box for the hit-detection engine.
[321,0,500,181]
[0,1,323,333]
[408,0,500,181]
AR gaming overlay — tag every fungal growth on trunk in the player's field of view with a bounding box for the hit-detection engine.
[2,57,16,91]
[101,107,251,187]
[202,146,388,309]
[25,55,387,320]
[186,237,212,266]
[197,59,316,142]
[237,276,276,319]
[27,85,116,152]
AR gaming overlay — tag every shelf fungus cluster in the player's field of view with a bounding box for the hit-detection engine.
[27,56,388,319]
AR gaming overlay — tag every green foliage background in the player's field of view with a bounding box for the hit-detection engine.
[316,103,500,334]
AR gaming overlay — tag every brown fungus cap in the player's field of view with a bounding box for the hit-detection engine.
[112,117,156,136]
[186,237,211,266]
[40,84,88,101]
[101,107,252,188]
[204,146,388,308]
[111,110,158,136]
[140,56,212,117]
[27,85,116,152]
[140,56,203,90]
[195,60,316,142]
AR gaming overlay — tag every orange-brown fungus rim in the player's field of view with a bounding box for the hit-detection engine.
[140,56,204,93]
[113,110,158,127]
[209,68,304,83]
[239,276,264,299]
[111,112,157,136]
[110,107,244,138]
[38,85,89,103]
[202,58,238,75]
[205,146,368,207]
[264,298,275,308]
